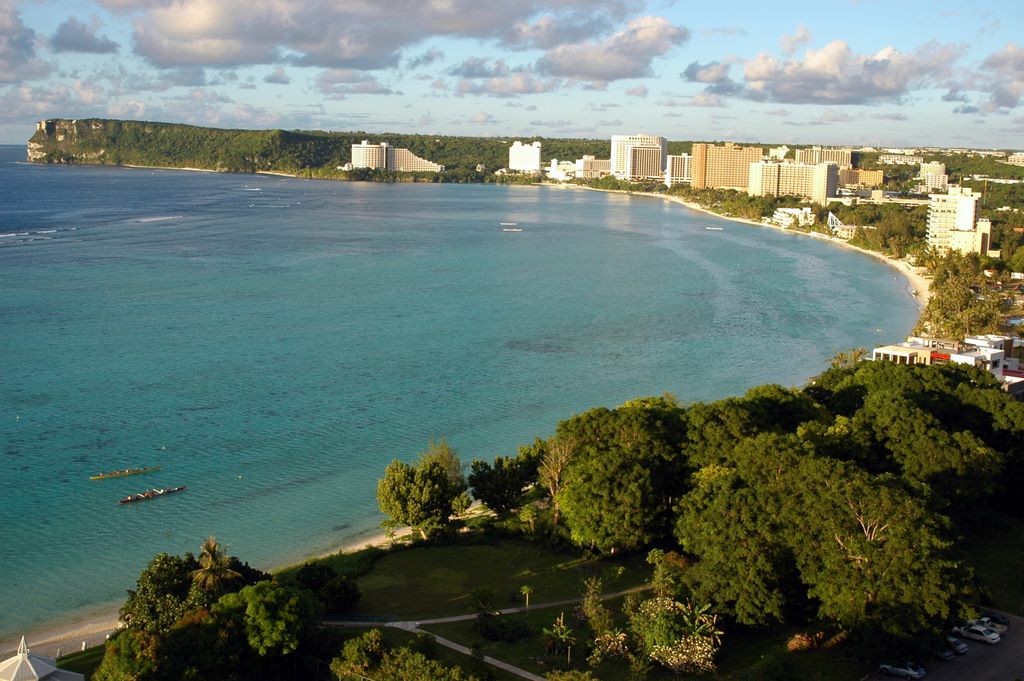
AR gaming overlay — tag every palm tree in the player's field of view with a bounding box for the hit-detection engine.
[520,585,534,612]
[190,535,241,594]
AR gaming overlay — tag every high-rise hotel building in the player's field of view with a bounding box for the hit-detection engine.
[509,141,542,173]
[665,154,692,187]
[350,140,444,172]
[610,134,667,180]
[690,142,763,190]
[794,146,853,167]
[748,161,839,205]
[927,186,980,253]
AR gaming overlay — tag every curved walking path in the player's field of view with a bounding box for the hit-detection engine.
[323,585,650,681]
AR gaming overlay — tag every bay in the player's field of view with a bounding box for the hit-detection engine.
[0,145,917,638]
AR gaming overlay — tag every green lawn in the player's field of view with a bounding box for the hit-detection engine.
[54,645,105,680]
[349,538,647,620]
[962,511,1024,615]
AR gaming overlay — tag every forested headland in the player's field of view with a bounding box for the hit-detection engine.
[26,118,609,182]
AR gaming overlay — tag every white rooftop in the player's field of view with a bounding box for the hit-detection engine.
[0,638,84,681]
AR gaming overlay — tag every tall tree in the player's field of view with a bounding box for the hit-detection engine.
[377,459,459,538]
[190,536,242,595]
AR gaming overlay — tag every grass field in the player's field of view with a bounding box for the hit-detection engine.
[53,645,105,680]
[348,538,647,620]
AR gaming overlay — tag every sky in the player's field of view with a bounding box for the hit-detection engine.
[1,0,1022,148]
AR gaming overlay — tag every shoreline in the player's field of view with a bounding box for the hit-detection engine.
[0,526,408,659]
[565,184,932,312]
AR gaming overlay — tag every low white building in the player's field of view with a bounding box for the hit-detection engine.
[770,207,816,228]
[871,335,1024,394]
[546,159,576,181]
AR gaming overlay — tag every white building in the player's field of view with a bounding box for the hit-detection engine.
[871,335,1023,394]
[926,185,979,252]
[770,207,817,228]
[1006,152,1024,166]
[509,141,542,173]
[351,140,388,169]
[665,154,692,187]
[879,153,924,165]
[795,146,853,167]
[351,141,443,172]
[768,145,790,160]
[546,159,576,181]
[610,134,667,180]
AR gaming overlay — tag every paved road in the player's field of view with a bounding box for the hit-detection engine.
[870,611,1024,681]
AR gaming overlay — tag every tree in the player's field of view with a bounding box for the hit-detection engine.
[542,612,576,663]
[91,629,160,681]
[468,454,533,514]
[331,629,387,680]
[377,459,459,539]
[212,581,320,657]
[419,436,467,492]
[538,436,573,527]
[520,585,534,612]
[120,552,204,634]
[319,575,361,614]
[190,536,242,595]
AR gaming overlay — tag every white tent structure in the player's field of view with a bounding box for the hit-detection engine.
[0,638,84,681]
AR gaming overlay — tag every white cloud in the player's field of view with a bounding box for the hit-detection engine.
[50,17,119,54]
[743,40,960,105]
[624,85,648,97]
[780,25,811,56]
[315,69,397,98]
[0,1,51,83]
[536,16,689,84]
[978,43,1024,110]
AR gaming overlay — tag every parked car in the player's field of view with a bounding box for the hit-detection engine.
[953,624,1001,644]
[931,647,955,661]
[968,617,1007,634]
[945,635,969,654]
[980,611,1010,629]
[878,661,926,679]
[978,613,1010,632]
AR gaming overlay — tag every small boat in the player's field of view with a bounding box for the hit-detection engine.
[500,222,518,226]
[502,228,523,232]
[705,226,724,231]
[90,466,161,480]
[119,486,186,504]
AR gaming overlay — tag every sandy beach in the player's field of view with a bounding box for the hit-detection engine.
[0,527,405,659]
[567,184,932,310]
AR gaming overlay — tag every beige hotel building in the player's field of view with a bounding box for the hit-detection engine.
[690,142,764,190]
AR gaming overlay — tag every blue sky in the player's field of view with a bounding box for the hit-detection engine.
[1,0,1022,147]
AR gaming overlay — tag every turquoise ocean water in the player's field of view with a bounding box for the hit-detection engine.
[0,145,918,638]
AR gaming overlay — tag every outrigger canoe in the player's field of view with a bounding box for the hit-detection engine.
[119,486,186,504]
[90,466,161,480]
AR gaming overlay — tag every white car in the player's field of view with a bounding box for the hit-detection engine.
[972,616,1008,634]
[878,661,926,679]
[954,624,1001,644]
[945,636,968,654]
